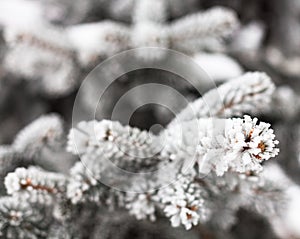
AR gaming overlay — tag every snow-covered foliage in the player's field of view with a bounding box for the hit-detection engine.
[5,167,67,204]
[0,70,282,238]
[171,72,274,123]
[61,73,280,232]
[1,0,299,238]
[3,23,79,97]
[163,116,279,176]
[67,6,238,64]
[12,114,64,157]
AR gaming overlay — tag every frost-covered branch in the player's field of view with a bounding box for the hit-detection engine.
[169,7,238,53]
[3,23,79,97]
[5,167,67,204]
[67,120,162,171]
[162,116,279,176]
[67,6,238,64]
[67,21,131,66]
[1,3,239,84]
[0,104,280,233]
[0,0,291,237]
[12,114,64,158]
[0,71,279,233]
[66,120,163,204]
[0,114,65,191]
[64,70,280,230]
[65,114,279,230]
[171,72,275,124]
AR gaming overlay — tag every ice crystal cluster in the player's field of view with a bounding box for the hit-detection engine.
[0,0,300,239]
